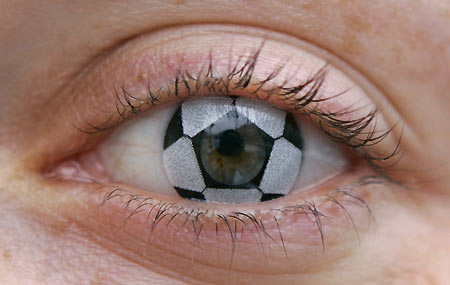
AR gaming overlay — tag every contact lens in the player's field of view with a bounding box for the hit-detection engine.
[198,109,269,186]
[163,97,303,203]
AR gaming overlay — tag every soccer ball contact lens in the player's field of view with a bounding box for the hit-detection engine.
[163,97,303,204]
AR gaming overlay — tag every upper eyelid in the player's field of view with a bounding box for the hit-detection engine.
[108,64,397,164]
[76,35,369,129]
[33,25,402,169]
[91,49,397,157]
[78,56,354,137]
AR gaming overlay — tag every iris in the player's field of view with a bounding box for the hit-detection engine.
[197,109,269,186]
[163,97,303,203]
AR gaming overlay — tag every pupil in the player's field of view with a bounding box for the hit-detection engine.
[197,110,268,186]
[217,130,244,156]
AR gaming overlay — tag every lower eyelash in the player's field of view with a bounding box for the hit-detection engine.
[98,175,389,264]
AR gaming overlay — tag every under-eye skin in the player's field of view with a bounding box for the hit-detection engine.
[40,25,404,274]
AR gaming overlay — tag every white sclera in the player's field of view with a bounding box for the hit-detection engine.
[235,97,286,138]
[181,97,234,137]
[293,117,348,191]
[96,104,178,196]
[203,188,262,204]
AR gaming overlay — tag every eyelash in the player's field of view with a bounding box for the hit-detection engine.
[99,174,384,262]
[72,43,403,260]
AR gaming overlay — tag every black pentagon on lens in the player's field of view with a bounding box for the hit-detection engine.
[261,193,285,202]
[163,108,184,149]
[175,187,206,201]
[190,111,275,190]
[282,113,303,150]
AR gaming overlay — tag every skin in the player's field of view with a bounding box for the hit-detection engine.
[0,0,450,284]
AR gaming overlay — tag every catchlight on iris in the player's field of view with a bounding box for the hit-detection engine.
[163,97,303,204]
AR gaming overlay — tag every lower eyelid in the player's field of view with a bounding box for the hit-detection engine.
[42,163,386,278]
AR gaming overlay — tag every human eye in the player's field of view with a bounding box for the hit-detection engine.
[78,95,348,204]
[38,25,402,279]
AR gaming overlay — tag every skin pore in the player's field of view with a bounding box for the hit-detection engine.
[0,0,450,284]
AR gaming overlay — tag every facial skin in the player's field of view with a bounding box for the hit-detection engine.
[0,0,449,284]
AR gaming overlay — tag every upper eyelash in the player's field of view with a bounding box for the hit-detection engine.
[77,44,402,171]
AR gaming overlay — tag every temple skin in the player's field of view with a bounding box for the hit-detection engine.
[0,0,450,284]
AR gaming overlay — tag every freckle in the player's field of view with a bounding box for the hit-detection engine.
[12,167,26,182]
[2,250,11,260]
[90,270,106,285]
[439,8,450,20]
[137,74,147,84]
[346,15,373,34]
[50,221,70,236]
[279,0,321,10]
[171,0,187,5]
[341,34,366,55]
[393,47,406,66]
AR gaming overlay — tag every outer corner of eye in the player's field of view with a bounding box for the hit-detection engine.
[87,95,350,204]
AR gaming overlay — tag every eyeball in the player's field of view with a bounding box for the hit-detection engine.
[162,97,303,203]
[95,96,348,204]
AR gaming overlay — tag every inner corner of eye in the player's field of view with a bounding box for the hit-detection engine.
[90,95,350,204]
